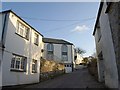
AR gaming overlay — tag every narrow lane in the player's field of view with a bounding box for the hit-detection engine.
[23,67,106,88]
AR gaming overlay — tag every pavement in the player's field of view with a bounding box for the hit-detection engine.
[20,66,106,88]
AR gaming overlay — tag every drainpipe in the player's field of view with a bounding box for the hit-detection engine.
[1,13,7,49]
[1,12,7,88]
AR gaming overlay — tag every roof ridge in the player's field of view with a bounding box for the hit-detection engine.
[43,37,73,45]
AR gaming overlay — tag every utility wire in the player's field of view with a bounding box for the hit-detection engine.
[20,16,95,34]
[42,18,95,34]
[21,16,95,22]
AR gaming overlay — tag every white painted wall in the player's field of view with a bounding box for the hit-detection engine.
[0,12,3,88]
[0,51,2,87]
[95,28,105,82]
[75,53,83,65]
[94,2,118,88]
[2,12,43,86]
[43,43,74,73]
[0,14,2,42]
[53,44,62,62]
[71,45,75,68]
[44,43,73,63]
[65,67,72,73]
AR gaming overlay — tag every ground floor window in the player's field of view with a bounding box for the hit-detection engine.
[65,64,72,67]
[32,59,37,73]
[10,54,27,72]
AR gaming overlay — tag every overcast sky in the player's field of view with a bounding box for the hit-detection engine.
[2,2,100,57]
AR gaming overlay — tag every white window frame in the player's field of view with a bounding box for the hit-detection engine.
[10,54,27,72]
[32,59,37,73]
[47,43,54,60]
[47,43,54,51]
[34,33,39,45]
[61,44,68,61]
[16,21,29,40]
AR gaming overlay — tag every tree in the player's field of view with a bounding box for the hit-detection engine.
[75,47,86,55]
[82,57,89,65]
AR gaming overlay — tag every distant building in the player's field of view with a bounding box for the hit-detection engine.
[0,10,44,86]
[43,38,75,73]
[93,1,120,88]
[74,52,83,65]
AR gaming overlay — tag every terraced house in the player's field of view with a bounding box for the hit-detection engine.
[0,10,77,87]
[0,10,44,86]
[43,38,75,73]
[93,1,120,88]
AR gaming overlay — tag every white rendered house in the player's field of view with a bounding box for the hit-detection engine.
[42,38,75,73]
[0,10,44,86]
[93,2,120,88]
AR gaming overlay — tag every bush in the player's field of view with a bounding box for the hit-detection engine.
[88,58,98,80]
[40,59,65,82]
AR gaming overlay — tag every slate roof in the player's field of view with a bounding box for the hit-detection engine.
[43,38,73,45]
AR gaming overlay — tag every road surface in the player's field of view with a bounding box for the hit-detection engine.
[23,67,106,88]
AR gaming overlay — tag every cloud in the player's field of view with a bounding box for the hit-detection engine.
[71,25,89,32]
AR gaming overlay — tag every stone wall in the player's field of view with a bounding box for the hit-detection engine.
[108,2,120,81]
[40,59,65,81]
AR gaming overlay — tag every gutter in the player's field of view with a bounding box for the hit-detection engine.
[1,12,7,48]
[93,2,103,35]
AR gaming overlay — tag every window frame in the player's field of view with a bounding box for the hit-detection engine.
[32,59,37,73]
[10,54,27,72]
[61,44,68,61]
[47,43,54,52]
[47,43,54,60]
[34,33,39,46]
[16,20,29,40]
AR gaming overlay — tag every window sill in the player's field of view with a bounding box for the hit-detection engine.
[34,43,38,46]
[32,71,37,73]
[62,60,68,61]
[15,33,29,41]
[10,69,26,72]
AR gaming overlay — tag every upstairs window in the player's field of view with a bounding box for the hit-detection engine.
[47,43,54,60]
[34,33,39,45]
[16,21,29,40]
[10,54,27,72]
[61,44,68,61]
[47,43,54,52]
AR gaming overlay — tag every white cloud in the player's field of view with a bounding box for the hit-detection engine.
[71,25,89,32]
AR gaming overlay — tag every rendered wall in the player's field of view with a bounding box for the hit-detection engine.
[94,2,119,88]
[2,12,42,86]
[43,43,74,73]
